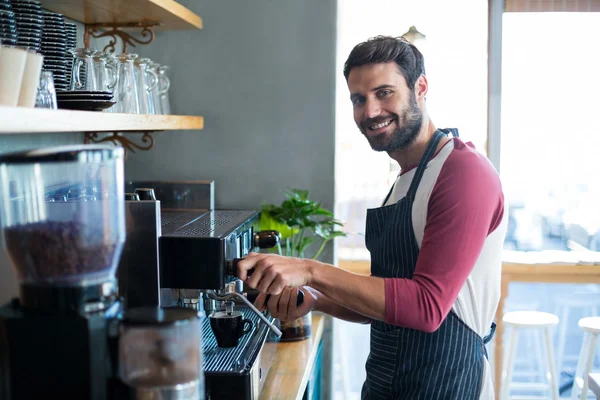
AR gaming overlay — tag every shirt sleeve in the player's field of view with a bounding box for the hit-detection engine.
[384,143,504,332]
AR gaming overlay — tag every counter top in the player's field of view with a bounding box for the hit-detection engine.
[259,314,325,400]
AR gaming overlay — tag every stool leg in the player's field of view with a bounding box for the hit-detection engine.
[572,333,592,400]
[557,305,570,374]
[535,329,547,384]
[543,326,560,400]
[581,333,598,400]
[502,326,519,400]
[594,306,600,370]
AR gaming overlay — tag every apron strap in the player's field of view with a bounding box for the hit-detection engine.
[440,128,459,138]
[483,322,496,345]
[406,129,447,199]
[382,128,458,205]
[381,181,396,206]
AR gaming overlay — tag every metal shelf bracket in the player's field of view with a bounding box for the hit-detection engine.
[84,22,160,53]
[84,131,156,158]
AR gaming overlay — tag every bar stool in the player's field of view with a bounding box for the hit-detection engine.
[555,292,600,373]
[502,300,544,382]
[501,311,560,400]
[571,317,600,400]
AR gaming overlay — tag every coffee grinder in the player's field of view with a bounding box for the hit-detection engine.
[0,145,128,399]
[0,146,210,400]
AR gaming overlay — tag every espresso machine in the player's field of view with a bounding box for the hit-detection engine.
[0,147,205,400]
[122,180,283,400]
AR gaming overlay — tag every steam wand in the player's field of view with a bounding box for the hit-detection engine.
[206,291,282,337]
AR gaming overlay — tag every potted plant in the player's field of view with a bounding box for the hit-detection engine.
[259,188,346,341]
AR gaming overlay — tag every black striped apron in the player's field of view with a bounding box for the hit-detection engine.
[361,129,488,400]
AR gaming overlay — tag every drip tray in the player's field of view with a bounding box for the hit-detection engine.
[201,308,271,374]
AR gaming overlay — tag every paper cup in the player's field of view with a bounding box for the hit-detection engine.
[0,46,28,106]
[18,51,44,107]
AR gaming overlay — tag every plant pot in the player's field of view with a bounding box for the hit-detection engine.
[278,312,312,342]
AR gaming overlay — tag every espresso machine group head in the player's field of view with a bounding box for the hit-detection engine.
[158,208,283,335]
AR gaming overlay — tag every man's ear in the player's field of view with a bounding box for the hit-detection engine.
[415,74,428,101]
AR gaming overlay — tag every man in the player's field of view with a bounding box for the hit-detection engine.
[238,36,507,399]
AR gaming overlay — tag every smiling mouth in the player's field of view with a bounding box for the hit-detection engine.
[368,118,395,132]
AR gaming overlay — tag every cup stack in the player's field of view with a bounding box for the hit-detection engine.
[0,0,17,46]
[11,0,42,52]
[40,10,68,91]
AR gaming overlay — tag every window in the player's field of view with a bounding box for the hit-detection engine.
[500,12,600,253]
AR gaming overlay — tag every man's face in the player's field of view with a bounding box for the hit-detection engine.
[347,62,423,152]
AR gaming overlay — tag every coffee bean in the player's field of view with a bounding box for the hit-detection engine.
[5,221,118,283]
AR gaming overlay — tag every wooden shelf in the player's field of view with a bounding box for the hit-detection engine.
[0,106,204,134]
[39,0,203,30]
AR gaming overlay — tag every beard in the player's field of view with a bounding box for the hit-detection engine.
[360,93,423,152]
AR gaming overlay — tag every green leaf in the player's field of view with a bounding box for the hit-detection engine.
[328,231,347,238]
[259,210,298,239]
[259,188,347,260]
[287,188,309,201]
[313,207,334,217]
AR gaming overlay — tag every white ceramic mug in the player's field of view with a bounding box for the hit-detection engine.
[18,51,44,108]
[0,46,28,106]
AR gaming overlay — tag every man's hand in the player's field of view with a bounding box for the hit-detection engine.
[254,286,318,321]
[236,252,316,295]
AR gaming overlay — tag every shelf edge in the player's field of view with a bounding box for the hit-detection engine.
[0,107,204,134]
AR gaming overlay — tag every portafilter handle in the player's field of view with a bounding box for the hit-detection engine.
[225,259,305,307]
[207,291,282,337]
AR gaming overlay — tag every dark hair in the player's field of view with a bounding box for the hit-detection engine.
[343,36,426,88]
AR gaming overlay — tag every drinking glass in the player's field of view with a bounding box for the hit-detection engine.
[133,57,158,114]
[93,51,117,92]
[157,64,171,115]
[148,62,163,114]
[69,48,97,91]
[35,71,57,109]
[112,53,139,114]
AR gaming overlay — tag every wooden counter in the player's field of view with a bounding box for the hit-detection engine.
[259,314,325,400]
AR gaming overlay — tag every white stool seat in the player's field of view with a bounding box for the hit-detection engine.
[501,311,560,400]
[579,316,600,334]
[503,311,559,328]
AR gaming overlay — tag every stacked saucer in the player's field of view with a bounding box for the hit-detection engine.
[64,22,76,87]
[11,0,42,52]
[40,10,68,90]
[0,1,17,46]
[56,90,115,112]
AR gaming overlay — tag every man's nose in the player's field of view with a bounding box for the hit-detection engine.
[364,99,381,119]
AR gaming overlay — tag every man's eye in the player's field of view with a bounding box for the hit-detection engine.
[378,90,392,97]
[352,97,365,106]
